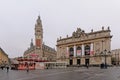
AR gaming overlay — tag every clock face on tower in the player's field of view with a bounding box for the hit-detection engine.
[36,35,42,39]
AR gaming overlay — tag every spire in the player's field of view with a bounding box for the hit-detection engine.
[30,39,33,47]
[37,15,41,25]
[38,15,40,19]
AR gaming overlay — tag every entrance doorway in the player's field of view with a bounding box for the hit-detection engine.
[69,59,73,65]
[77,59,81,65]
[85,59,89,66]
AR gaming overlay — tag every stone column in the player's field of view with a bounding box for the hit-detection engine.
[90,43,94,55]
[66,47,69,58]
[74,45,76,57]
[82,44,84,56]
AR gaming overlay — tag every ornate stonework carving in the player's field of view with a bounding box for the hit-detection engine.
[72,28,86,38]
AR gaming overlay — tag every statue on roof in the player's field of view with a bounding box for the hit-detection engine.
[72,28,86,38]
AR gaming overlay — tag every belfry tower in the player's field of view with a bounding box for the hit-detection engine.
[24,16,56,61]
[35,16,43,58]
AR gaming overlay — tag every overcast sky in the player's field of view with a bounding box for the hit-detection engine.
[0,0,120,58]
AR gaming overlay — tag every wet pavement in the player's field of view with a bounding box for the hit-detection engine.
[0,67,120,80]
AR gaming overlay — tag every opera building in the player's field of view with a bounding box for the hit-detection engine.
[56,27,112,66]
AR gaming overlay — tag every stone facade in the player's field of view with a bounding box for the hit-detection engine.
[111,49,120,65]
[24,16,56,61]
[0,47,9,66]
[57,27,112,66]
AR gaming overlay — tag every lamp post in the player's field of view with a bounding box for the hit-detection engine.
[118,52,119,66]
[104,49,107,68]
[104,49,111,69]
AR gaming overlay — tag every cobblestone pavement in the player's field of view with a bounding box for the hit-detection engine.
[0,67,120,80]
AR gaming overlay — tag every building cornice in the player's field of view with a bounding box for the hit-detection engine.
[56,35,112,46]
[57,29,111,42]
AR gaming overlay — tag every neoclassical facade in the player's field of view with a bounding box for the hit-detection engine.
[24,16,56,61]
[57,27,112,66]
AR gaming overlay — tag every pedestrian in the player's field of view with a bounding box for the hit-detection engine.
[26,65,29,72]
[86,63,89,69]
[6,65,9,72]
[1,66,4,70]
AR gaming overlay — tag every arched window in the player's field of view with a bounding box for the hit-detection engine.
[76,46,81,56]
[69,47,74,57]
[85,45,90,55]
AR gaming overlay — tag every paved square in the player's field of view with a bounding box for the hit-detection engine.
[0,67,120,80]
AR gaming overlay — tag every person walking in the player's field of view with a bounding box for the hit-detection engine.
[26,65,29,72]
[6,65,9,72]
[1,66,4,70]
[1,63,4,70]
[86,63,89,69]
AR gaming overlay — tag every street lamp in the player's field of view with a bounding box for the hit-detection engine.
[104,49,107,68]
[104,49,111,69]
[117,52,119,66]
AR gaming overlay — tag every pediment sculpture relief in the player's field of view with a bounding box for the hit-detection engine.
[72,28,86,38]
